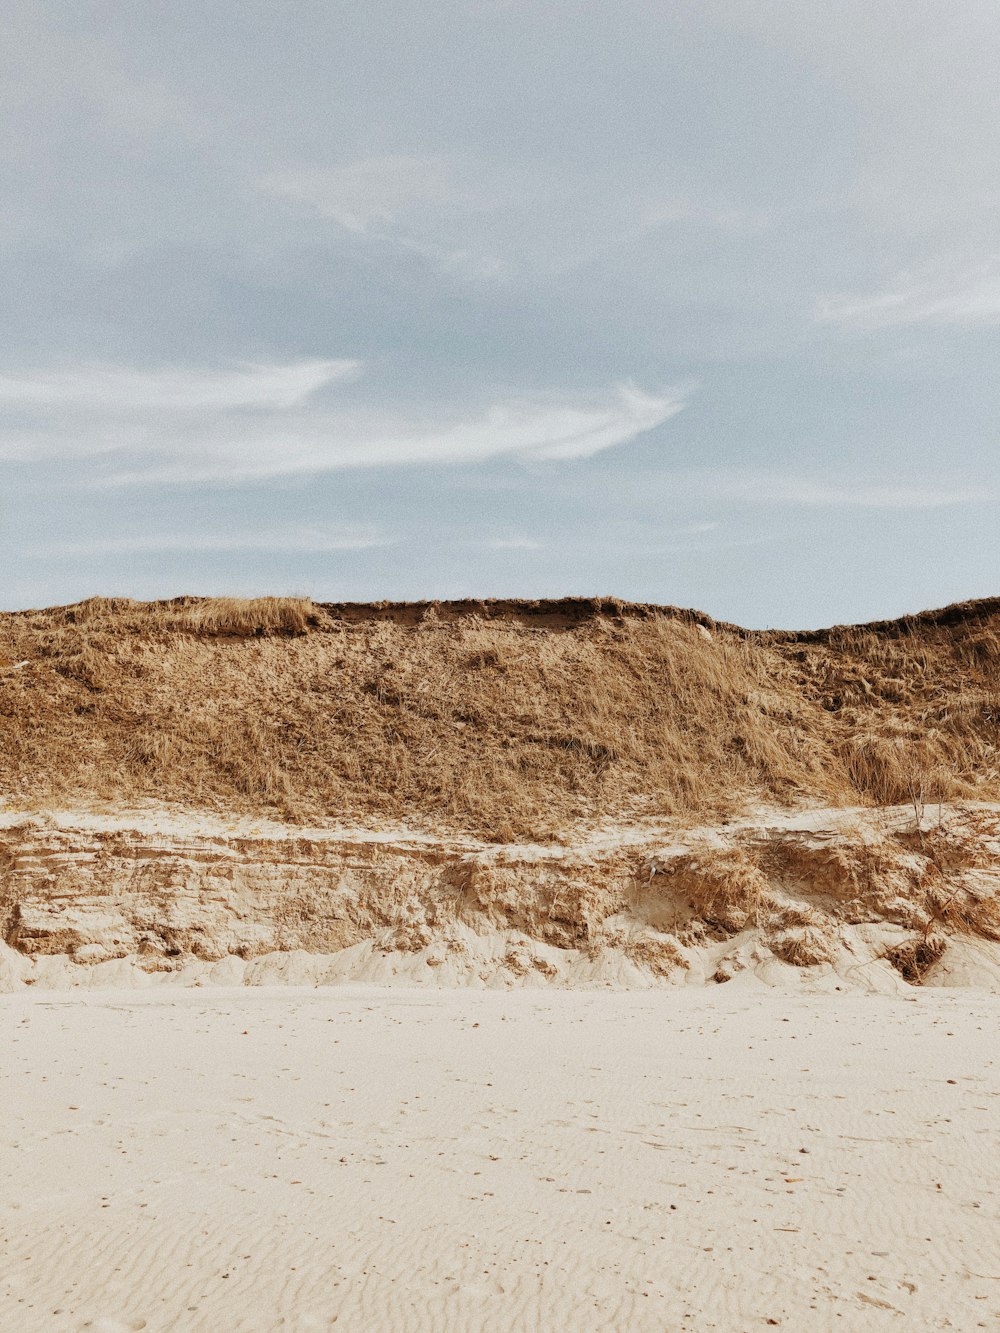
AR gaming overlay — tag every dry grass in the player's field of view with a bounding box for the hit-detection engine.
[647,851,775,936]
[883,934,948,983]
[766,925,837,967]
[777,618,1000,805]
[66,595,325,637]
[925,880,1000,942]
[621,930,690,976]
[0,595,999,839]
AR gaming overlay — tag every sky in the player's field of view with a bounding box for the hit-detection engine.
[2,1,998,628]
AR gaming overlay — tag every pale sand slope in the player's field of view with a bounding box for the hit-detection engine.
[3,987,999,1332]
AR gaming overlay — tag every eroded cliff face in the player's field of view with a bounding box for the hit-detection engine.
[3,803,1000,992]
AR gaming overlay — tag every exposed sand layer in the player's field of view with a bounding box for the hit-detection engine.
[3,985,999,1331]
[4,802,1000,993]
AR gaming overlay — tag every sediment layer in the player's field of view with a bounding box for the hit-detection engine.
[4,802,1000,991]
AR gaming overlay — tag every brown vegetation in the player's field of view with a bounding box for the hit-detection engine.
[0,594,998,840]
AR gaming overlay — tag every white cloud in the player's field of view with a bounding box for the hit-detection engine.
[475,384,684,465]
[816,258,1000,329]
[0,359,686,481]
[23,525,393,557]
[0,359,359,412]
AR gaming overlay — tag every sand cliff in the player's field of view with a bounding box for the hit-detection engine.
[4,801,1000,992]
[2,595,999,991]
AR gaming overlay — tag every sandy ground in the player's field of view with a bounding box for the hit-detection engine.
[3,986,1000,1332]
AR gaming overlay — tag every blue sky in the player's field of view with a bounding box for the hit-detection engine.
[2,1,998,627]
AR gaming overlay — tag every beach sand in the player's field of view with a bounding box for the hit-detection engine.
[3,984,999,1331]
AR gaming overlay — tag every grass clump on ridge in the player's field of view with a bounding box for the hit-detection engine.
[65,595,324,637]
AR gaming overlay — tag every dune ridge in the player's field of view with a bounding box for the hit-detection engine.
[3,593,1000,832]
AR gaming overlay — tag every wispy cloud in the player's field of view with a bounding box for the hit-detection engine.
[259,156,459,233]
[681,472,983,510]
[0,359,686,482]
[816,257,1000,329]
[258,156,510,280]
[546,202,776,278]
[22,525,393,558]
[0,360,359,412]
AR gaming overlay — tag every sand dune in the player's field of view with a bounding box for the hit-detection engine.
[3,595,1000,992]
[3,593,1000,841]
[3,984,999,1331]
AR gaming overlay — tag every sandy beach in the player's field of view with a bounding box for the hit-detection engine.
[3,984,999,1331]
